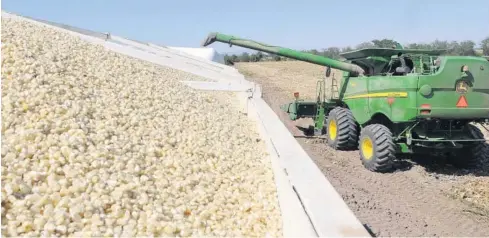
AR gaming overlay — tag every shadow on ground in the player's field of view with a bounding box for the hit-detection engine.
[388,152,489,177]
[397,153,489,177]
[296,125,314,136]
[296,126,489,177]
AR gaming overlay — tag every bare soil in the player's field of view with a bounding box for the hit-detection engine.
[236,61,489,237]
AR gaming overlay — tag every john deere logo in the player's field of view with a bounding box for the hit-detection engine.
[455,81,469,94]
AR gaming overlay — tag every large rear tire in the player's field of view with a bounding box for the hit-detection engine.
[358,124,396,172]
[326,107,358,150]
[448,125,489,168]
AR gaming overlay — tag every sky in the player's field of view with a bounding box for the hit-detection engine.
[3,0,489,54]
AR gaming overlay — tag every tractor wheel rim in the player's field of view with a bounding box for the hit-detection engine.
[328,120,337,140]
[361,138,374,160]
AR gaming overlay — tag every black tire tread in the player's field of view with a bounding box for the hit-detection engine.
[449,125,489,168]
[359,124,396,172]
[326,107,359,150]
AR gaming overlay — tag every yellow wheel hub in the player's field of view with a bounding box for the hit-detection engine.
[328,120,337,140]
[361,138,374,160]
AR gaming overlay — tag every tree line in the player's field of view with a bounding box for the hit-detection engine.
[223,37,489,65]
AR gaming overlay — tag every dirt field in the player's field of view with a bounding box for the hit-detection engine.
[236,61,489,237]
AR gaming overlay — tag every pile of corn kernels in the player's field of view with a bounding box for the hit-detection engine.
[1,15,282,237]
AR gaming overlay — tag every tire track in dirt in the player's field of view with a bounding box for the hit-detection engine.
[238,62,489,237]
[299,139,489,237]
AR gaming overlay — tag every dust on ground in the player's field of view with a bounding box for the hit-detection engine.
[235,61,489,237]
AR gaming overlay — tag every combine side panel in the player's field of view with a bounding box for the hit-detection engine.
[341,77,371,124]
[416,57,489,119]
[366,75,419,123]
[341,75,418,124]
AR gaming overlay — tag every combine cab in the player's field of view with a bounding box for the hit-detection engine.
[202,32,489,173]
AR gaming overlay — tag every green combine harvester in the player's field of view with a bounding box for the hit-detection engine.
[202,32,489,173]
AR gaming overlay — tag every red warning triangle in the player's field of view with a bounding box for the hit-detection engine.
[456,95,468,108]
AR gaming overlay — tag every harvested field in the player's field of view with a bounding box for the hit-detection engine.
[236,61,489,237]
[236,61,337,100]
[1,17,282,237]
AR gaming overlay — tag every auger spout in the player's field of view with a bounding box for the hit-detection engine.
[201,32,365,76]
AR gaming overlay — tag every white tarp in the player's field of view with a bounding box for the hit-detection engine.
[168,46,225,64]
